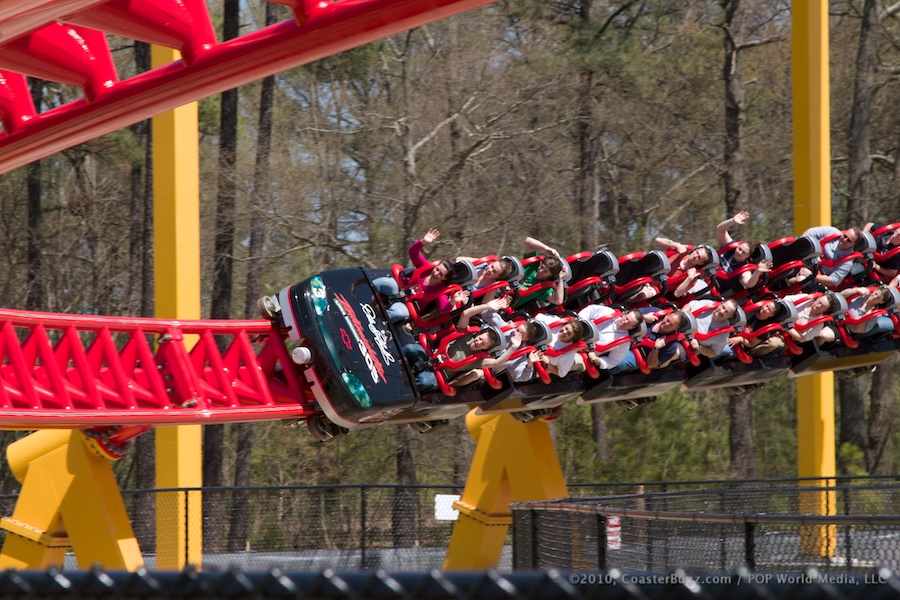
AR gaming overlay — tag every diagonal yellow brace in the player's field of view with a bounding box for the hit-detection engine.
[0,430,143,570]
[443,412,567,570]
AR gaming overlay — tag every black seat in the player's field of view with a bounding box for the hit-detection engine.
[568,249,619,282]
[769,235,822,266]
[616,250,670,282]
[564,250,620,310]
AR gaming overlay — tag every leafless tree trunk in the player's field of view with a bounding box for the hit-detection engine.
[839,377,870,472]
[728,395,755,478]
[845,0,880,226]
[591,403,611,462]
[721,0,756,477]
[576,65,599,252]
[392,426,418,547]
[204,0,241,553]
[227,423,253,552]
[868,356,896,474]
[565,1,609,461]
[26,78,44,312]
[129,39,156,550]
[128,42,152,318]
[840,0,881,474]
[722,0,747,214]
[229,1,282,554]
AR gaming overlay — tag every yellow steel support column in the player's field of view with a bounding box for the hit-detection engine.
[152,45,203,570]
[792,0,836,557]
[443,412,567,570]
[0,431,143,570]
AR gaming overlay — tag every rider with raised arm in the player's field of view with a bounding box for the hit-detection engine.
[716,211,772,289]
[515,236,568,308]
[654,235,716,298]
[373,227,469,324]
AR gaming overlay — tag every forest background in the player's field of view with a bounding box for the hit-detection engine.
[0,0,898,508]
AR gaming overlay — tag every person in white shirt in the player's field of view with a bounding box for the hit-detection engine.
[532,314,586,377]
[577,304,643,370]
[783,293,838,344]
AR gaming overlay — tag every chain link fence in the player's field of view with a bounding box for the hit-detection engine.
[122,484,471,571]
[513,477,900,573]
[2,477,900,573]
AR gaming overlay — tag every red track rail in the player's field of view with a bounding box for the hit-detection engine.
[0,308,316,429]
[0,0,498,175]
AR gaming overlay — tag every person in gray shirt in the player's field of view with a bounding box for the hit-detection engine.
[800,225,861,288]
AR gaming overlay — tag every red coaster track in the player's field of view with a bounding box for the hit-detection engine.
[0,0,497,175]
[0,309,314,429]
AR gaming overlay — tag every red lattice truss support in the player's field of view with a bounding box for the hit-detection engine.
[0,0,497,175]
[0,308,315,430]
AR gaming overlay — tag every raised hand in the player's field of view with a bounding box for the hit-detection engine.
[422,228,440,245]
[488,295,512,311]
[733,211,750,225]
[509,331,523,349]
[452,289,470,305]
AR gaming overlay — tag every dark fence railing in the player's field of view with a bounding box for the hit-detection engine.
[512,478,900,574]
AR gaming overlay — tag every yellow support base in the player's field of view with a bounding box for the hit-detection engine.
[0,430,143,570]
[443,412,567,570]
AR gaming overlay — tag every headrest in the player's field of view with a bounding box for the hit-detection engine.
[884,287,900,311]
[776,300,799,325]
[678,312,699,336]
[528,319,552,346]
[644,250,672,277]
[499,256,525,283]
[590,250,620,277]
[855,231,877,255]
[730,306,747,328]
[629,321,647,341]
[449,260,478,286]
[797,235,823,260]
[579,318,599,345]
[826,292,849,317]
[750,243,773,264]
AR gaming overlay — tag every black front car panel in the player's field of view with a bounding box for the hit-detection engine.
[287,268,418,425]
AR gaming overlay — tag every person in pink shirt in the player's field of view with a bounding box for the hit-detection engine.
[374,228,468,323]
